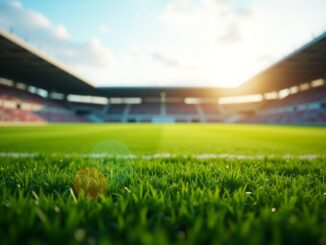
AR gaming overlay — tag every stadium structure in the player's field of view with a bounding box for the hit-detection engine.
[0,28,325,124]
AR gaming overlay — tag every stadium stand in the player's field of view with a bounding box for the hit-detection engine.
[68,102,105,111]
[240,85,326,124]
[104,104,126,122]
[0,84,86,123]
[107,104,126,115]
[0,28,325,125]
[1,81,325,124]
[0,84,42,105]
[129,103,161,115]
[200,104,221,115]
[263,86,326,109]
[166,103,197,115]
[242,109,326,124]
[0,108,43,122]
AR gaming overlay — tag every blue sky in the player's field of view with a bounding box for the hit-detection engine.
[20,0,166,51]
[0,0,325,87]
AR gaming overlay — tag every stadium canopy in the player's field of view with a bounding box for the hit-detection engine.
[95,86,236,98]
[0,29,95,95]
[237,31,326,95]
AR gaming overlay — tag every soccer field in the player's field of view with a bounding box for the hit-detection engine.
[0,124,325,244]
[1,123,326,155]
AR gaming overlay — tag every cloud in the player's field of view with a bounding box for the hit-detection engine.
[58,38,111,67]
[54,24,69,40]
[150,51,181,68]
[0,0,51,30]
[0,0,112,68]
[217,23,242,43]
[161,0,255,44]
[99,25,109,34]
[126,46,182,68]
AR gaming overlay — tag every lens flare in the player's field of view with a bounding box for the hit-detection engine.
[73,168,107,199]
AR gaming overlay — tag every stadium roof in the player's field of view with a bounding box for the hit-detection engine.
[0,29,95,95]
[95,86,236,98]
[238,31,326,94]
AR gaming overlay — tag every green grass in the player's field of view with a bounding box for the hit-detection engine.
[0,124,325,244]
[0,124,326,155]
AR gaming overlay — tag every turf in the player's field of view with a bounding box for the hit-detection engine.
[0,124,326,155]
[0,124,325,244]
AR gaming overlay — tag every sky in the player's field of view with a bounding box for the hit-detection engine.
[0,0,325,88]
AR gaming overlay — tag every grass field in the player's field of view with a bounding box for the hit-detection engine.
[0,124,325,244]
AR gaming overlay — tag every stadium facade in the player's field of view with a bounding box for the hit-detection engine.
[0,28,325,124]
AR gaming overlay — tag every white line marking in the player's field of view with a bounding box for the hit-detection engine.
[0,152,322,160]
[0,152,37,157]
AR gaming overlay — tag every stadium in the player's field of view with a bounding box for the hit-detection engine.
[1,28,326,124]
[0,1,326,244]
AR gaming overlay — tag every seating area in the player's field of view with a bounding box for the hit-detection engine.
[0,106,86,123]
[129,103,160,115]
[239,86,326,125]
[264,86,326,109]
[200,104,221,115]
[242,108,326,124]
[0,84,86,123]
[0,107,44,122]
[36,111,86,122]
[69,102,105,111]
[0,84,42,104]
[1,82,325,124]
[166,103,198,115]
[107,104,126,115]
